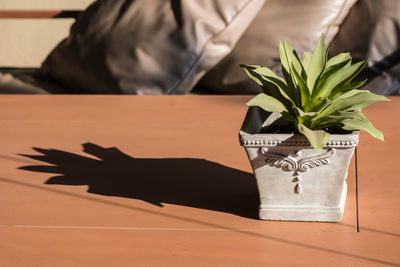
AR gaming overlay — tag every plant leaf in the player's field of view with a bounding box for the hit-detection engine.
[251,66,294,100]
[314,58,351,94]
[315,90,389,119]
[292,63,311,106]
[279,41,295,85]
[311,110,361,129]
[298,124,330,152]
[306,34,326,93]
[247,93,288,113]
[310,110,351,129]
[331,88,361,100]
[295,107,316,117]
[289,49,307,81]
[240,64,264,87]
[295,107,316,128]
[240,64,295,113]
[251,66,286,84]
[329,79,367,100]
[325,53,351,69]
[279,41,301,107]
[301,52,312,71]
[279,41,308,100]
[311,111,384,141]
[341,112,384,141]
[315,60,367,99]
[262,112,283,128]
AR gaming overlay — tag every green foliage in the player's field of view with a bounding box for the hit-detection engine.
[240,33,389,152]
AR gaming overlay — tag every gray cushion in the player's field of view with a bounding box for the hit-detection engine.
[39,0,265,94]
[0,68,68,94]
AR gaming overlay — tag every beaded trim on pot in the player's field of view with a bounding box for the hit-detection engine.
[240,139,358,148]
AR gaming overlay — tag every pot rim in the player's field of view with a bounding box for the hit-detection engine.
[239,106,359,148]
[239,130,359,148]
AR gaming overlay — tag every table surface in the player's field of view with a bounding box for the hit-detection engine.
[0,95,399,267]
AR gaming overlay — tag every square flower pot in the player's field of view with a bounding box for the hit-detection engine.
[239,107,358,222]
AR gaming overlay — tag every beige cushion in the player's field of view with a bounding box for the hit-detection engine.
[40,0,265,94]
[198,0,357,94]
[0,0,94,67]
[0,0,93,9]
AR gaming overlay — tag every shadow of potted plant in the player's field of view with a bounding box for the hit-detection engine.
[239,33,389,222]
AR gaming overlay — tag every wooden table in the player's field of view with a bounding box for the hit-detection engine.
[0,95,399,266]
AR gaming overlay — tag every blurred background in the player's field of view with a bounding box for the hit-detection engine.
[0,0,399,95]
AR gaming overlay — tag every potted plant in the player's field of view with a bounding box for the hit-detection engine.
[239,33,389,222]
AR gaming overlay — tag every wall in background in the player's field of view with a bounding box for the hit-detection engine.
[0,0,93,67]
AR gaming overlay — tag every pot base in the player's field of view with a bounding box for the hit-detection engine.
[259,205,344,222]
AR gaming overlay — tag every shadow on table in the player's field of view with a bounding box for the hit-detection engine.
[12,144,400,266]
[18,142,259,219]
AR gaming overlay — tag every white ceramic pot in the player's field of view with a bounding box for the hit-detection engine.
[239,107,358,222]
